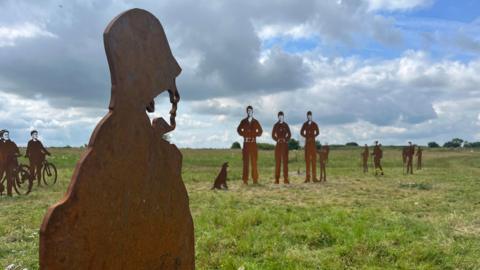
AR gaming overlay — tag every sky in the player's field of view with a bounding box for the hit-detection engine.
[0,0,479,148]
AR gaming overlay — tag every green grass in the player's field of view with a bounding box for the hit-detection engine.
[1,147,480,269]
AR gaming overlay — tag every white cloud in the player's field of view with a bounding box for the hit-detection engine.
[0,22,56,47]
[365,0,433,12]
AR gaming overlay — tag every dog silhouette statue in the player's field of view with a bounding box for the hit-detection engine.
[39,9,194,269]
[212,162,229,190]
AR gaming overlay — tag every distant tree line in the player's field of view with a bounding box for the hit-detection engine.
[231,137,480,149]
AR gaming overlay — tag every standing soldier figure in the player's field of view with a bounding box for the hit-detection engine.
[416,146,423,170]
[323,142,330,163]
[372,141,384,176]
[272,111,291,184]
[318,148,328,182]
[300,111,319,182]
[1,130,20,196]
[26,130,51,186]
[406,141,415,175]
[0,130,6,195]
[237,105,263,185]
[361,144,369,173]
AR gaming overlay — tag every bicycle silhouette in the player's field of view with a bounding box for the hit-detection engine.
[41,157,57,186]
[0,163,32,195]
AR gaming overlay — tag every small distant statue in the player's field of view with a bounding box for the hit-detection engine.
[416,146,423,170]
[25,130,51,186]
[0,130,20,196]
[300,111,319,182]
[272,111,291,184]
[237,105,263,184]
[318,148,328,182]
[405,141,415,175]
[323,142,330,163]
[372,141,384,176]
[361,144,369,173]
[212,162,228,190]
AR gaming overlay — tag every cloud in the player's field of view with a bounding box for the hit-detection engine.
[365,0,433,12]
[0,22,57,47]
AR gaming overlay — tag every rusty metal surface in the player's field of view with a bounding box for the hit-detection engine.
[39,9,194,269]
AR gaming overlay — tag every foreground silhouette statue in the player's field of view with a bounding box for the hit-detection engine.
[272,111,291,184]
[237,105,263,184]
[300,111,319,182]
[40,9,194,269]
[361,144,369,173]
[212,162,229,190]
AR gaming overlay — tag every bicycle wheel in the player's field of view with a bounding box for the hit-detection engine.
[43,162,58,185]
[14,165,33,195]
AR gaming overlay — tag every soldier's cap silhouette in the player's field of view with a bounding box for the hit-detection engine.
[307,111,312,116]
[278,111,284,116]
[246,105,253,112]
[31,130,38,136]
[104,8,181,112]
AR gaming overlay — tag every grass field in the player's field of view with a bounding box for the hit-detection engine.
[1,147,479,269]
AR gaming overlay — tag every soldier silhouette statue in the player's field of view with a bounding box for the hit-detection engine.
[272,111,291,184]
[40,9,194,269]
[237,105,263,184]
[361,144,369,173]
[416,146,423,170]
[372,141,384,176]
[300,111,319,182]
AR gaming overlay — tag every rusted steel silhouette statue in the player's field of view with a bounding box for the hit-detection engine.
[40,9,194,269]
[0,130,6,195]
[25,130,51,186]
[0,130,20,196]
[300,111,319,182]
[272,111,291,184]
[323,143,330,163]
[318,148,328,182]
[237,105,263,184]
[372,141,384,176]
[212,162,229,190]
[405,141,415,174]
[361,144,369,173]
[416,146,423,170]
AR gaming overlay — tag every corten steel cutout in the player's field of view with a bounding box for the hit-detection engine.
[26,130,51,186]
[237,105,263,184]
[406,142,415,174]
[0,130,21,196]
[371,141,384,176]
[272,111,291,184]
[212,162,229,190]
[0,130,5,195]
[361,144,369,173]
[318,148,328,182]
[416,146,423,170]
[300,111,319,182]
[39,9,194,269]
